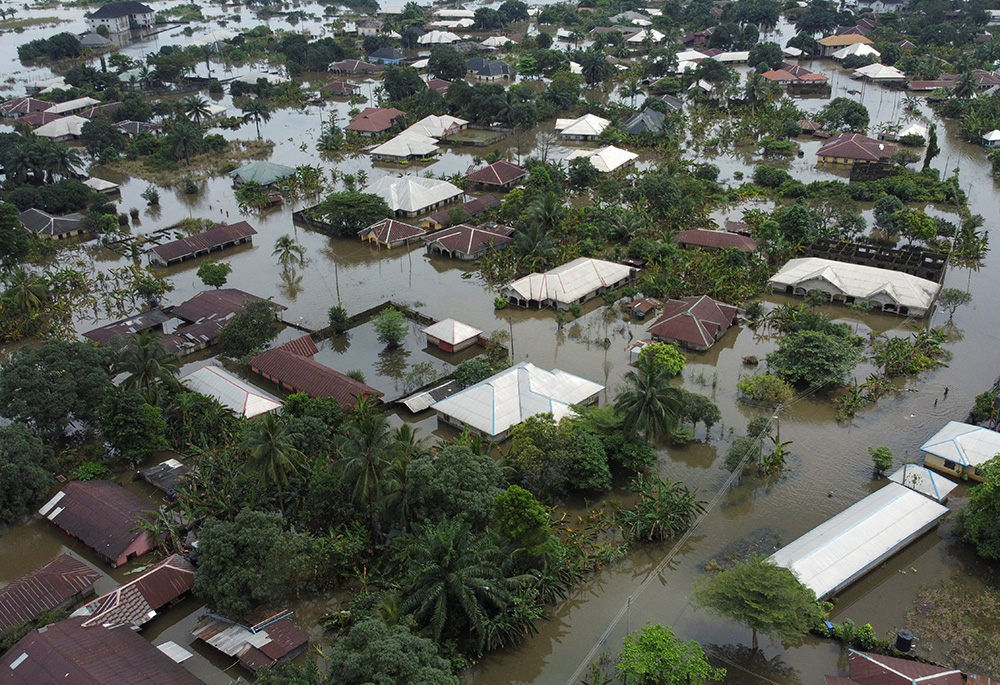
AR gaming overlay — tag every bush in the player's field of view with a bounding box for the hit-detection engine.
[638,342,686,376]
[328,305,349,333]
[72,461,109,481]
[868,446,894,475]
[971,391,996,424]
[372,307,407,348]
[454,359,494,387]
[737,373,795,405]
[753,165,791,188]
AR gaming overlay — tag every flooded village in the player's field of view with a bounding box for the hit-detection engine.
[0,0,999,682]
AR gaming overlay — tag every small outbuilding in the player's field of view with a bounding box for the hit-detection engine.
[179,364,283,418]
[38,481,156,567]
[0,555,101,633]
[422,318,482,352]
[920,421,1000,482]
[359,218,427,248]
[674,228,757,252]
[646,295,740,351]
[626,297,661,320]
[982,129,1000,148]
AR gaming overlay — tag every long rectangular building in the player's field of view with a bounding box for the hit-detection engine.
[148,221,256,267]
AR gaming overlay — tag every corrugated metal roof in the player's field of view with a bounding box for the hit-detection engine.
[423,223,513,257]
[422,318,481,345]
[770,483,948,599]
[0,618,203,684]
[359,218,426,246]
[82,309,172,346]
[920,421,1000,468]
[431,361,603,437]
[149,221,256,263]
[888,464,957,502]
[503,257,633,305]
[465,161,527,186]
[566,146,638,173]
[249,348,381,409]
[0,555,101,632]
[367,175,463,214]
[768,258,940,311]
[847,649,963,684]
[674,229,757,252]
[192,613,308,672]
[647,295,740,349]
[74,555,195,629]
[180,364,283,418]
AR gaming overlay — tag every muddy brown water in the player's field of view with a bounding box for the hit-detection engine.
[2,9,1000,685]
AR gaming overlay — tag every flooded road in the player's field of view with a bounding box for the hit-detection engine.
[1,8,999,685]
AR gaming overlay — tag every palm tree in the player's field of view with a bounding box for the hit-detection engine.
[614,355,685,442]
[579,49,612,87]
[240,98,271,138]
[512,222,557,268]
[619,78,643,107]
[396,518,510,651]
[335,406,402,529]
[3,143,36,186]
[526,191,566,230]
[950,71,978,100]
[40,142,84,181]
[114,329,180,399]
[612,210,646,239]
[272,234,307,271]
[240,413,305,493]
[166,121,202,163]
[182,95,211,125]
[3,267,49,316]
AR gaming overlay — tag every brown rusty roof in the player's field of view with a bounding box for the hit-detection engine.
[150,221,257,263]
[39,481,154,565]
[675,229,757,252]
[274,334,320,358]
[345,106,406,133]
[818,133,895,162]
[0,96,53,115]
[847,650,963,685]
[82,309,173,346]
[0,618,202,684]
[192,611,309,672]
[647,295,740,349]
[465,161,528,187]
[172,288,280,323]
[319,80,359,95]
[360,218,426,244]
[0,555,101,632]
[427,194,500,226]
[249,348,381,409]
[77,555,195,629]
[424,223,514,256]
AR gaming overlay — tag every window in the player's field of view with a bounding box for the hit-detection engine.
[943,459,957,470]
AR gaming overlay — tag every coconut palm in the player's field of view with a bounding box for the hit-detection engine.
[182,95,211,125]
[512,222,557,268]
[240,98,271,138]
[241,413,305,493]
[525,191,566,230]
[113,329,180,399]
[3,143,37,186]
[40,141,84,181]
[2,267,49,316]
[335,404,402,528]
[165,121,202,163]
[614,354,685,442]
[619,78,643,107]
[396,517,511,651]
[272,234,307,271]
[579,49,613,87]
[950,71,978,100]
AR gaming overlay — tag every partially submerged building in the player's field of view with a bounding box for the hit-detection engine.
[148,221,257,267]
[179,365,283,418]
[358,218,427,248]
[0,555,101,633]
[431,361,603,440]
[566,145,638,173]
[920,421,1000,482]
[72,555,195,629]
[769,482,949,599]
[500,257,633,309]
[139,458,194,495]
[674,229,757,252]
[464,161,528,192]
[816,133,896,165]
[18,208,85,240]
[367,175,463,218]
[423,222,514,260]
[171,288,285,350]
[768,257,941,316]
[825,649,964,685]
[422,194,499,230]
[229,161,296,188]
[191,609,309,673]
[555,113,610,141]
[39,481,156,567]
[646,295,740,351]
[422,318,482,352]
[345,107,405,136]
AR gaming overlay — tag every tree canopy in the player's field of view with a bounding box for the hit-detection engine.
[617,622,726,685]
[0,423,52,523]
[328,618,458,685]
[959,455,1000,560]
[310,192,392,237]
[766,330,861,387]
[406,444,504,530]
[216,299,282,358]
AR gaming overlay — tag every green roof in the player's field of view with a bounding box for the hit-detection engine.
[230,160,296,186]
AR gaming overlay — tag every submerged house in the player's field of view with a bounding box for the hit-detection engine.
[555,114,610,141]
[345,107,406,137]
[423,222,514,260]
[18,208,85,240]
[367,175,463,218]
[430,361,603,440]
[464,161,528,192]
[674,229,757,252]
[422,318,482,352]
[148,221,257,266]
[179,365,283,418]
[825,649,965,685]
[422,194,499,230]
[566,145,639,173]
[39,481,156,567]
[816,133,896,165]
[358,218,427,248]
[767,257,940,316]
[72,555,195,629]
[0,555,101,633]
[646,295,740,351]
[920,421,1000,482]
[500,257,633,309]
[191,609,309,673]
[172,289,284,350]
[229,161,295,188]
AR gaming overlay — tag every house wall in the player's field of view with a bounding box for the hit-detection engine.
[112,531,155,567]
[923,454,985,483]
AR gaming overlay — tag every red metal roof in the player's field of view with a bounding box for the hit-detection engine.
[249,348,382,409]
[0,97,53,116]
[818,133,896,162]
[39,481,154,565]
[675,229,757,252]
[360,218,426,245]
[329,59,385,73]
[274,334,319,358]
[647,295,740,350]
[0,555,101,632]
[423,223,514,256]
[171,289,284,344]
[464,161,528,187]
[846,650,963,685]
[345,107,406,133]
[150,221,256,263]
[0,618,203,684]
[77,555,195,628]
[426,78,451,94]
[427,194,499,226]
[19,111,64,127]
[319,80,359,95]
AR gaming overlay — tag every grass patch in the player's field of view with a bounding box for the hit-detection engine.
[0,16,64,30]
[906,580,1000,675]
[110,139,274,186]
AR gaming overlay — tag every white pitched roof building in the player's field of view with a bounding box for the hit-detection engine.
[403,114,467,138]
[566,145,639,173]
[367,175,464,217]
[33,116,88,140]
[418,30,461,44]
[180,365,282,418]
[431,361,603,439]
[501,257,634,308]
[368,131,440,161]
[768,257,941,316]
[831,43,881,60]
[921,420,1000,482]
[555,113,610,140]
[853,63,906,80]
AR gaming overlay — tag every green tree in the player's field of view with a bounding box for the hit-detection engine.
[937,288,972,323]
[694,555,828,649]
[0,423,52,524]
[309,191,392,237]
[766,330,860,387]
[240,413,305,493]
[272,234,307,271]
[196,258,232,289]
[216,299,282,358]
[959,455,1000,559]
[193,509,307,618]
[495,484,554,557]
[0,340,113,442]
[0,201,31,268]
[394,517,510,652]
[427,45,465,81]
[240,98,271,138]
[406,444,503,530]
[79,118,127,158]
[182,95,212,124]
[737,373,795,405]
[164,120,203,163]
[639,342,686,377]
[113,329,179,399]
[868,445,894,475]
[99,386,168,466]
[2,267,49,317]
[335,406,401,527]
[923,123,940,171]
[328,618,458,685]
[615,355,685,442]
[747,42,784,71]
[617,622,726,685]
[619,474,706,542]
[382,65,425,101]
[373,307,408,348]
[817,97,870,132]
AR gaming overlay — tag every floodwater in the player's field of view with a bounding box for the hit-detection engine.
[1,6,999,685]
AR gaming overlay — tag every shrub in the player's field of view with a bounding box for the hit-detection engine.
[328,305,349,333]
[72,461,109,481]
[868,446,894,475]
[737,373,795,405]
[372,307,407,348]
[638,342,686,376]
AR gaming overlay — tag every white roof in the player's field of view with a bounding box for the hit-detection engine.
[921,421,1000,468]
[418,30,461,44]
[555,113,610,137]
[566,145,639,173]
[689,79,714,92]
[503,257,633,305]
[403,114,468,138]
[768,257,940,311]
[410,58,429,69]
[367,175,464,213]
[435,8,474,18]
[832,43,881,59]
[157,641,194,663]
[569,61,583,75]
[33,115,88,138]
[626,28,664,43]
[429,18,474,28]
[369,131,439,158]
[44,97,100,114]
[192,29,237,45]
[854,63,905,80]
[897,122,928,139]
[233,70,290,84]
[431,361,604,437]
[676,49,709,61]
[888,464,958,502]
[983,129,1000,141]
[676,60,699,72]
[179,365,283,418]
[481,35,516,47]
[29,76,66,90]
[713,50,750,62]
[422,318,481,345]
[770,483,948,599]
[83,177,120,192]
[783,46,804,57]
